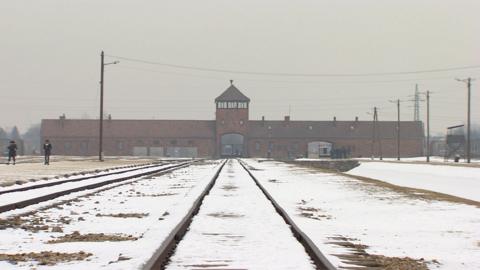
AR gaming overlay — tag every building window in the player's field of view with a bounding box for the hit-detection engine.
[227,102,238,109]
[255,142,260,151]
[80,141,88,150]
[239,120,244,125]
[268,141,273,151]
[153,139,160,145]
[268,126,272,130]
[117,141,124,150]
[238,102,248,109]
[136,139,144,145]
[308,125,313,130]
[64,142,71,151]
[170,140,177,145]
[188,140,194,146]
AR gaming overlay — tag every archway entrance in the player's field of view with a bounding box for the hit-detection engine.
[221,133,244,157]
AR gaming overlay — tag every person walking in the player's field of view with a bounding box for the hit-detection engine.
[7,140,17,165]
[43,139,52,165]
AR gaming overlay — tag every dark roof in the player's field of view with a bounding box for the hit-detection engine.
[248,120,424,140]
[215,84,250,102]
[41,119,216,139]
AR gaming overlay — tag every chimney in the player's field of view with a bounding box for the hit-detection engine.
[283,116,290,127]
[59,113,66,128]
[333,116,337,126]
[261,116,265,126]
[108,114,112,121]
[355,116,359,122]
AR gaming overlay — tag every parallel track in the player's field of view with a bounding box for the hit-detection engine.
[0,161,195,214]
[0,161,168,195]
[143,159,336,270]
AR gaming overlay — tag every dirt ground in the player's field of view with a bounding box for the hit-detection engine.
[328,235,437,270]
[0,251,92,266]
[47,231,138,243]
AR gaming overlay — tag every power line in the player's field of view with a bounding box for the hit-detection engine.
[105,54,480,77]
[110,65,480,86]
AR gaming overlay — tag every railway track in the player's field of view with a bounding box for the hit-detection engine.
[0,161,170,195]
[0,160,196,214]
[144,159,335,270]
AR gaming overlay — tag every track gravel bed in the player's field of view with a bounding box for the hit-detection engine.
[165,159,316,270]
[0,161,223,269]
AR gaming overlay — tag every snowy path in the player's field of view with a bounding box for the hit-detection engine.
[0,161,223,269]
[166,159,315,270]
[243,159,480,270]
[347,162,480,202]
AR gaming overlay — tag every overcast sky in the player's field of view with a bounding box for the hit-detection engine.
[1,0,479,134]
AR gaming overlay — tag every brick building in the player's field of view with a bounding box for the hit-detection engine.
[41,82,424,159]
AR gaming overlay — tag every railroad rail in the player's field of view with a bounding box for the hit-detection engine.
[143,159,336,270]
[239,160,336,270]
[0,160,196,214]
[0,161,168,195]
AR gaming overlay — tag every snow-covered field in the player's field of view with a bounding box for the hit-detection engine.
[357,156,480,164]
[243,159,480,270]
[0,161,223,269]
[297,156,480,165]
[166,159,315,270]
[347,162,480,202]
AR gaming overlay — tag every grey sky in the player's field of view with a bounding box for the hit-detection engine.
[1,0,479,134]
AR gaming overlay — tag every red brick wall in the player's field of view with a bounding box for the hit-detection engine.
[45,137,216,157]
[215,107,249,156]
[247,137,424,159]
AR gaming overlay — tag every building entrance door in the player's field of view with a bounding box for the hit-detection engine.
[221,133,244,157]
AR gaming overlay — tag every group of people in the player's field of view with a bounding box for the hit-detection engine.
[6,140,52,165]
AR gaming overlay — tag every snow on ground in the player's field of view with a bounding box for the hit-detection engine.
[0,161,222,269]
[166,159,315,270]
[347,162,480,202]
[0,156,161,187]
[0,162,184,206]
[356,156,480,164]
[243,159,480,270]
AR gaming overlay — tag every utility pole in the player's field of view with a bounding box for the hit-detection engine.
[397,99,400,160]
[456,78,474,163]
[389,99,401,160]
[375,108,383,160]
[99,51,104,161]
[409,84,424,121]
[371,107,376,159]
[98,51,119,162]
[426,91,430,162]
[414,84,419,121]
